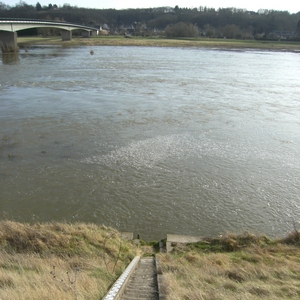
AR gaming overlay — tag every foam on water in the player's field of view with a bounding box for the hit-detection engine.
[82,134,192,169]
[81,132,299,171]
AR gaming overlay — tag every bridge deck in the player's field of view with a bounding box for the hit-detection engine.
[0,18,97,52]
[0,18,97,32]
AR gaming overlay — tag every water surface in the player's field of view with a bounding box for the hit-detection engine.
[1,46,300,240]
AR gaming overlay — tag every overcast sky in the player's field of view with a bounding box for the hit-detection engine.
[3,0,299,13]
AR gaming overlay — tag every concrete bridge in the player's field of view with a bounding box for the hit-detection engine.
[0,18,98,52]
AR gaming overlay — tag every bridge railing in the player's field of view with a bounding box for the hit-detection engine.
[0,18,98,31]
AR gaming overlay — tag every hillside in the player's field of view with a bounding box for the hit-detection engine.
[0,221,137,299]
[158,232,300,299]
[1,3,300,40]
[1,221,300,299]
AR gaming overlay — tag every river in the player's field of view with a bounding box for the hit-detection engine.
[0,45,300,240]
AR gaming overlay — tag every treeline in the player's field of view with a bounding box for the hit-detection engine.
[0,1,300,40]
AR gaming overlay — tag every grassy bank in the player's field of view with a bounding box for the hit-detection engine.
[158,232,300,300]
[17,36,300,52]
[0,221,137,300]
[1,221,300,299]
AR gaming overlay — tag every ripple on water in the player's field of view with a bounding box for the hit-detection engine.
[2,47,300,240]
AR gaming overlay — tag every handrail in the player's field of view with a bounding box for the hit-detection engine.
[102,256,140,300]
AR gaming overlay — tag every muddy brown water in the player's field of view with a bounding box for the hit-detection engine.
[1,46,300,240]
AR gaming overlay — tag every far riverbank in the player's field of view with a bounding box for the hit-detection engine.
[17,35,300,52]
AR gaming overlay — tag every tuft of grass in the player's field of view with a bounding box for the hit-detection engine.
[281,230,300,245]
[0,274,15,288]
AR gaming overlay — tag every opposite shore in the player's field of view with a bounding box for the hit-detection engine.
[16,35,300,52]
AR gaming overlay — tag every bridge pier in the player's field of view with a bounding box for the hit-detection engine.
[61,30,72,41]
[0,31,18,52]
[82,30,90,38]
[1,52,19,64]
[82,30,97,38]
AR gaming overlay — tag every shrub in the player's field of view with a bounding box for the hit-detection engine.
[165,22,199,38]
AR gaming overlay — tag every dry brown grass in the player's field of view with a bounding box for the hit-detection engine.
[158,232,300,300]
[2,221,300,300]
[0,221,137,300]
